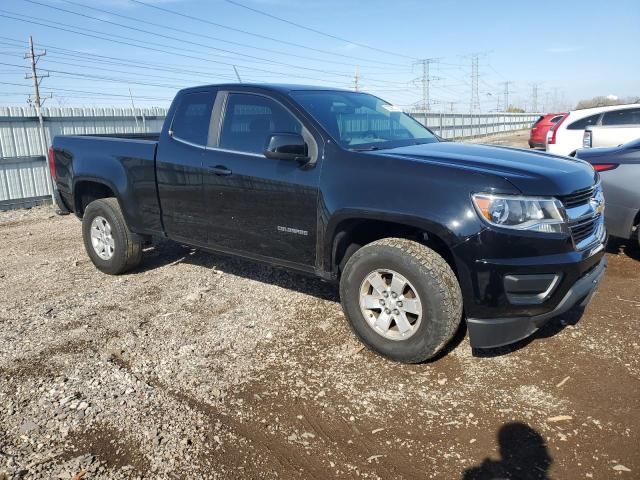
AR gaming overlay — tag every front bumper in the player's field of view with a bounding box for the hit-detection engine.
[466,255,607,348]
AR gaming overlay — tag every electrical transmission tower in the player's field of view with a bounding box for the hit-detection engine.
[502,81,513,112]
[414,58,440,113]
[531,83,539,113]
[469,54,480,113]
[24,35,54,201]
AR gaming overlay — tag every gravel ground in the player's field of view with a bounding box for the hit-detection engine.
[1,132,639,479]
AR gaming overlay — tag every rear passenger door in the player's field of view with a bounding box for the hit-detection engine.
[201,91,321,268]
[598,108,640,146]
[156,90,215,244]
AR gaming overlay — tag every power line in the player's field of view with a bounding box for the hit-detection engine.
[0,81,170,100]
[0,60,184,89]
[0,11,412,90]
[26,0,407,70]
[0,13,355,86]
[0,52,224,85]
[13,3,362,78]
[0,38,238,80]
[223,0,415,60]
[129,0,413,64]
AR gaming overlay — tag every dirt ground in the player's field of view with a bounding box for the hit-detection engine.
[1,132,639,479]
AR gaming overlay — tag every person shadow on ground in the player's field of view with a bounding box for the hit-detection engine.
[462,422,552,480]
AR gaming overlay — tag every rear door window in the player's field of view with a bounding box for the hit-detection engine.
[550,115,564,123]
[219,93,302,155]
[567,114,600,130]
[602,108,640,126]
[171,91,215,146]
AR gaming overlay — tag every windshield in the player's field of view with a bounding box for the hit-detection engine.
[289,91,438,150]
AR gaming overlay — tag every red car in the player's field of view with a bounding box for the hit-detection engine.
[529,113,566,149]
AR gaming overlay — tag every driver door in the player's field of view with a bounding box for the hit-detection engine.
[202,92,320,268]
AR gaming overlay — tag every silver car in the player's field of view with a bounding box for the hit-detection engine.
[575,138,640,246]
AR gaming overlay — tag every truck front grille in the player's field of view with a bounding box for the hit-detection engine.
[570,216,598,244]
[559,186,596,209]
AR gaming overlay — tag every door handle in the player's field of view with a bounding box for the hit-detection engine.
[208,165,232,176]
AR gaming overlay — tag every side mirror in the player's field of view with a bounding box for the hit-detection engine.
[264,133,309,162]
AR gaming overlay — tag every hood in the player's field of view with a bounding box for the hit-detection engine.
[374,142,597,196]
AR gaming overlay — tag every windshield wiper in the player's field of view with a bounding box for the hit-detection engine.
[350,145,382,151]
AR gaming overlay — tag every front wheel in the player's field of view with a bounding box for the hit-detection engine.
[340,238,462,363]
[82,198,143,275]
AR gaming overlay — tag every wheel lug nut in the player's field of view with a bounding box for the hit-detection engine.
[391,292,398,298]
[384,308,391,314]
[383,291,389,298]
[396,301,403,307]
[393,309,400,315]
[379,299,385,306]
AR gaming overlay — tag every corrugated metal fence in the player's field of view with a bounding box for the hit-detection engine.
[413,111,539,139]
[0,106,538,211]
[0,106,167,211]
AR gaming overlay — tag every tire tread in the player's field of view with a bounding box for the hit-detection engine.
[83,197,142,274]
[340,237,462,363]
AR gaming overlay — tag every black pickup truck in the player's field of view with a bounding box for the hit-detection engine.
[50,84,607,363]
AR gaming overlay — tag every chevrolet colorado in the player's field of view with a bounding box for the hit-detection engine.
[50,84,607,363]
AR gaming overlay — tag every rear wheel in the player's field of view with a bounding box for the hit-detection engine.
[82,198,142,275]
[339,238,462,363]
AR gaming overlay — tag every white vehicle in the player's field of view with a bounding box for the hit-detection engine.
[583,111,640,149]
[546,103,640,156]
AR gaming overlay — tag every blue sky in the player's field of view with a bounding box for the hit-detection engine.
[0,0,638,111]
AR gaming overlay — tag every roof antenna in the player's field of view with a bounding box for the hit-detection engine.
[233,65,242,83]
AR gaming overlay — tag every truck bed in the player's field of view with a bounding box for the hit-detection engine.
[53,133,162,235]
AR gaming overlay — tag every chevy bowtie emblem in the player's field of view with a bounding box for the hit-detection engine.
[590,191,605,215]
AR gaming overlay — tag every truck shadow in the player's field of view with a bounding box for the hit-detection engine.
[462,422,552,480]
[133,240,470,361]
[133,240,339,302]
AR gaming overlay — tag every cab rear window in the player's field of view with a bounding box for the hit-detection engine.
[171,92,215,146]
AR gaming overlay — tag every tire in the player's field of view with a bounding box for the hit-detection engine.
[82,198,143,275]
[339,238,462,363]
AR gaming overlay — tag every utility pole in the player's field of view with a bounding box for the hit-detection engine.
[502,81,513,112]
[414,58,440,113]
[353,67,360,92]
[24,35,54,202]
[469,54,480,113]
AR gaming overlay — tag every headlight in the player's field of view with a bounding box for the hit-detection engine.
[472,193,567,233]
